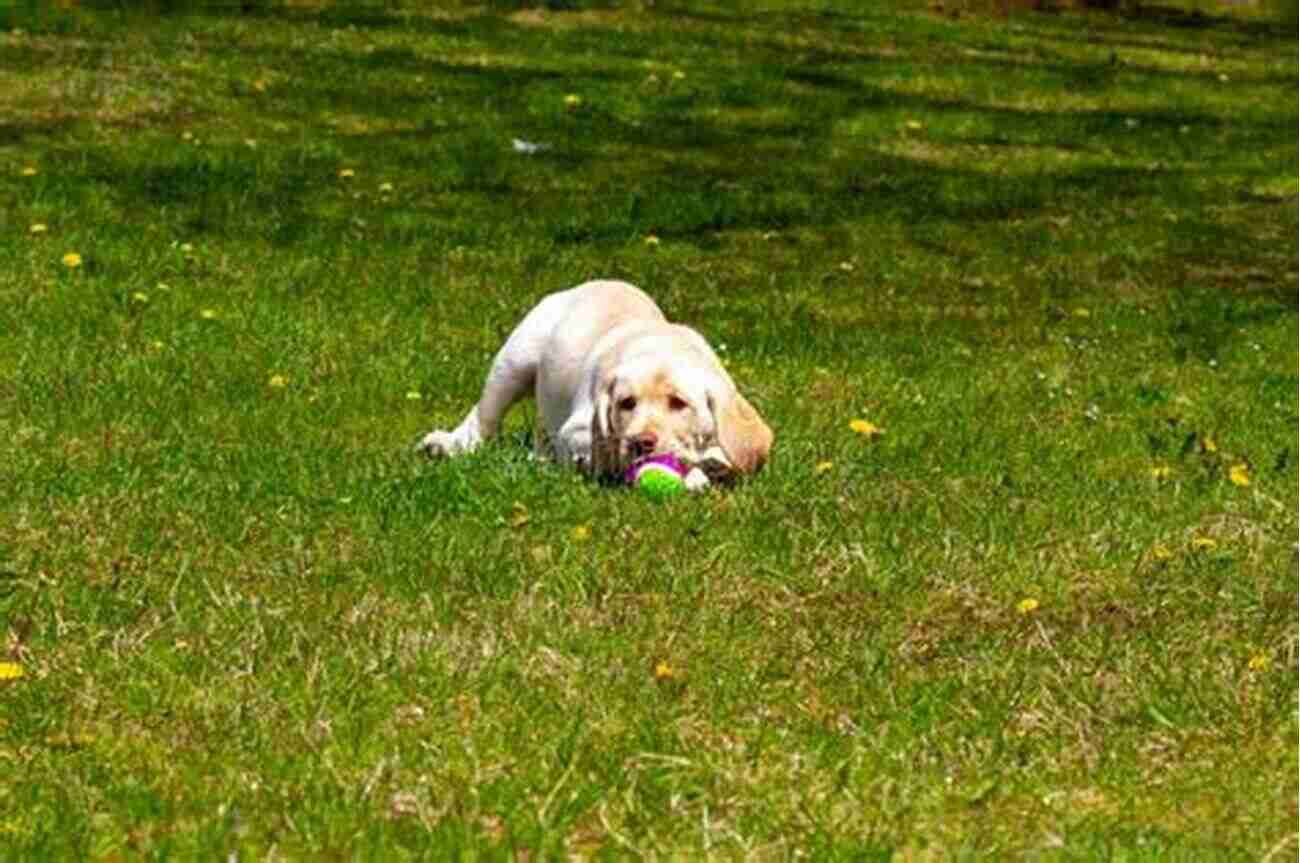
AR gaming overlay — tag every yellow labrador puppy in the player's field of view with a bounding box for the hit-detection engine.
[417,280,772,489]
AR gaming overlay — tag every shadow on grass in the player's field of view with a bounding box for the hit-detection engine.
[1103,1,1294,38]
[0,116,81,145]
[670,0,1294,41]
[17,0,1294,313]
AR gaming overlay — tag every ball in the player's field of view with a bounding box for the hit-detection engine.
[626,454,687,501]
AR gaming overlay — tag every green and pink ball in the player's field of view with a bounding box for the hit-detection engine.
[625,454,688,500]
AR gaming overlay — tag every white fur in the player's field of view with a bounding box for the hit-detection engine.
[417,279,772,483]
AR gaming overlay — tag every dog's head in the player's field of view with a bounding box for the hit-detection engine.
[590,354,772,479]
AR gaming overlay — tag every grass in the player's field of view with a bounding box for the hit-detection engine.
[0,0,1296,858]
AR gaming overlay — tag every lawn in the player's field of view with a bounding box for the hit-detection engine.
[0,0,1296,858]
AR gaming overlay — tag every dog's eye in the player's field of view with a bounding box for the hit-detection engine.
[617,397,637,412]
[668,396,689,412]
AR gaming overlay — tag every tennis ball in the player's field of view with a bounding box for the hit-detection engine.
[626,454,687,501]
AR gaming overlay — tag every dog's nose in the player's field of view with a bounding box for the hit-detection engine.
[628,432,658,458]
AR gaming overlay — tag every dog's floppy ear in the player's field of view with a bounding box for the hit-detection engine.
[589,373,619,477]
[708,386,773,475]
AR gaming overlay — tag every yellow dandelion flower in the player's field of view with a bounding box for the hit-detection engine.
[61,252,82,268]
[268,374,288,388]
[338,168,356,180]
[1190,536,1217,552]
[815,460,834,474]
[653,660,676,681]
[1247,652,1270,672]
[508,502,529,528]
[0,662,23,681]
[199,308,218,320]
[849,418,883,438]
[564,93,582,108]
[643,234,660,246]
[20,166,38,177]
[1016,598,1040,615]
[570,524,591,542]
[1201,435,1217,454]
[1150,544,1174,562]
[1150,465,1171,480]
[29,223,47,235]
[405,390,422,401]
[1228,463,1250,487]
[253,78,270,93]
[131,291,149,304]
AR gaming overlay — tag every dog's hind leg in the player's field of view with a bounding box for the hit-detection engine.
[417,289,577,458]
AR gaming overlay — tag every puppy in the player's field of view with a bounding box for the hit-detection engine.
[417,280,772,488]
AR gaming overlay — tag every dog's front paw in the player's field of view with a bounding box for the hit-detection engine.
[415,430,458,458]
[694,446,737,486]
[684,467,711,493]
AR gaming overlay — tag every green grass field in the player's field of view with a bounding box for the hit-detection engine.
[1,0,1296,858]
